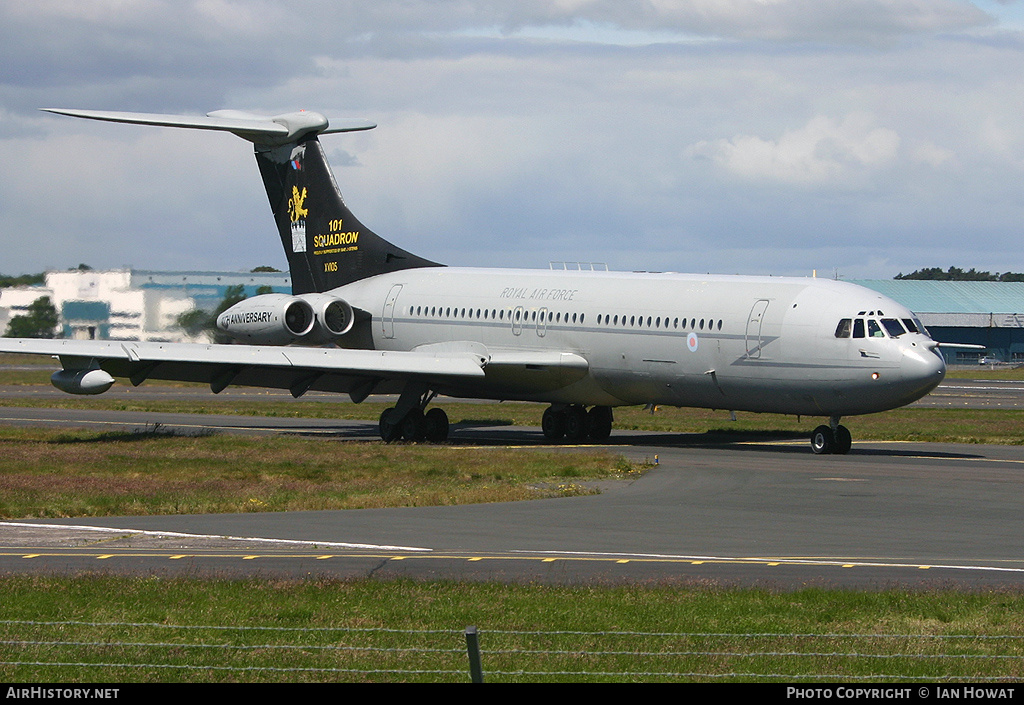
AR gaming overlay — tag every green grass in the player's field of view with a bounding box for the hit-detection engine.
[947,366,1024,380]
[3,576,1024,682]
[0,425,642,519]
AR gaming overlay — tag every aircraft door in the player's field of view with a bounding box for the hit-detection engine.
[745,299,769,359]
[511,306,525,336]
[537,307,548,337]
[382,284,403,339]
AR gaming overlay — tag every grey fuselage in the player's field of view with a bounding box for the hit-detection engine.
[332,266,946,417]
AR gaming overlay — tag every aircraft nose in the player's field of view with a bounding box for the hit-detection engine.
[900,344,946,400]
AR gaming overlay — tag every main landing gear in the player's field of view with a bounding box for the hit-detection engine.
[379,405,449,442]
[541,405,613,443]
[378,382,450,442]
[810,417,852,455]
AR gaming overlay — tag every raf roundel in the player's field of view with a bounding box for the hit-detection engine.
[686,332,699,352]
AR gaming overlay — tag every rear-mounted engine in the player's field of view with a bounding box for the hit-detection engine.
[216,293,355,345]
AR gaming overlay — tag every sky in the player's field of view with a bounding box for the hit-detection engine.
[2,0,1024,280]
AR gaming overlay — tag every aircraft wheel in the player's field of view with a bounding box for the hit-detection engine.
[379,407,399,442]
[400,408,426,442]
[423,407,449,443]
[564,406,589,442]
[810,425,835,455]
[834,425,852,455]
[587,406,613,442]
[541,407,566,441]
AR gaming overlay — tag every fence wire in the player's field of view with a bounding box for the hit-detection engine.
[3,620,1024,682]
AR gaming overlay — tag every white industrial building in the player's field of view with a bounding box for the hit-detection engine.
[0,269,291,343]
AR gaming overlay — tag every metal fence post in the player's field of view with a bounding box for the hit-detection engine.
[465,625,484,682]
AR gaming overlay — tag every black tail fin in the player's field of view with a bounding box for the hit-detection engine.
[39,108,441,296]
[255,135,441,294]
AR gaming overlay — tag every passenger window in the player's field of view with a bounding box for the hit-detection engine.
[853,319,865,338]
[835,319,852,338]
[868,319,885,338]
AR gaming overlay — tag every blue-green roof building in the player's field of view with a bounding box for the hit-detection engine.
[853,280,1024,365]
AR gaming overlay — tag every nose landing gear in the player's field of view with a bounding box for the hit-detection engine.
[811,417,852,455]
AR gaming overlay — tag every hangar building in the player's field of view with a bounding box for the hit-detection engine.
[853,280,1024,366]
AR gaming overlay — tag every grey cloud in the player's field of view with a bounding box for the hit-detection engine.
[0,1,1021,280]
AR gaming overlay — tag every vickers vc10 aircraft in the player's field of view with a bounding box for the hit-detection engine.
[0,108,947,454]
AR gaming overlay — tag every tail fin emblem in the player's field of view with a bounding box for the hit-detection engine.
[288,186,308,253]
[288,186,308,223]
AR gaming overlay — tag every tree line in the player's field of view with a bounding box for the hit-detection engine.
[894,267,1024,282]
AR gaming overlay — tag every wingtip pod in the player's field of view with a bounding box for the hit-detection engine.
[40,108,375,146]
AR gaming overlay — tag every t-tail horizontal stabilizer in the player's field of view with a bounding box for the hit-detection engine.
[40,108,376,146]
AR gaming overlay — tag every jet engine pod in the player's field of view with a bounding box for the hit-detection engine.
[295,293,356,344]
[51,368,115,395]
[216,293,316,345]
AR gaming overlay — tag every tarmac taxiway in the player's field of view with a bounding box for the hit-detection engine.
[1,375,1023,588]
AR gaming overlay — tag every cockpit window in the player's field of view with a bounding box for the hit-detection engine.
[867,319,885,338]
[835,319,852,338]
[881,318,906,337]
[901,318,918,334]
[852,318,865,338]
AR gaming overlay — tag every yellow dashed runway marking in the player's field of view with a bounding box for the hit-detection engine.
[3,549,1022,579]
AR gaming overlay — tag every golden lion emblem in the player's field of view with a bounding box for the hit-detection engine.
[287,186,308,223]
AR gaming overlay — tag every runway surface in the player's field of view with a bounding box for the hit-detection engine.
[1,375,1024,589]
[913,376,1024,409]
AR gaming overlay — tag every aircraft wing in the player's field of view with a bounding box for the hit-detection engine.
[0,339,589,400]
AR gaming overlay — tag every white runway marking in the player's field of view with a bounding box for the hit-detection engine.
[0,521,431,553]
